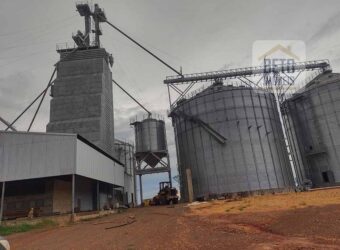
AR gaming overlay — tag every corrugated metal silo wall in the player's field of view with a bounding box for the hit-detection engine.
[281,102,309,185]
[134,119,167,153]
[172,85,295,201]
[282,74,340,187]
[156,120,167,151]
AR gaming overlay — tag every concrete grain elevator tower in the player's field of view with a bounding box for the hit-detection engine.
[47,4,114,155]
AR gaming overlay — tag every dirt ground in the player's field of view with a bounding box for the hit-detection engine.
[7,188,340,250]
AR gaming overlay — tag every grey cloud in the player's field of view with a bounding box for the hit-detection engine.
[307,11,340,46]
[0,72,36,108]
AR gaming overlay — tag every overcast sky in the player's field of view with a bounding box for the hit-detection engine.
[1,0,340,198]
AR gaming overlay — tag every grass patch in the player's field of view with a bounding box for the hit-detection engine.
[0,219,58,236]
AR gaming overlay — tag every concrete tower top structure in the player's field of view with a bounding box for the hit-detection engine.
[47,3,114,156]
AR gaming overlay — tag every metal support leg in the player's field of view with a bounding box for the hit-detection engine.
[139,175,143,206]
[123,187,126,206]
[72,175,75,216]
[166,152,172,187]
[97,181,100,211]
[168,170,172,188]
[0,182,5,225]
[133,173,137,207]
[112,186,115,209]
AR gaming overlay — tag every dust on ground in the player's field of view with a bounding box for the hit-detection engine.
[7,188,340,249]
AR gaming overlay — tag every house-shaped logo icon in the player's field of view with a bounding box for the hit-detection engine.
[252,40,306,91]
[258,44,300,61]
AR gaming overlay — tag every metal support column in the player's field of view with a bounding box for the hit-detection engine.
[72,175,75,216]
[0,182,5,225]
[94,19,100,47]
[168,170,172,188]
[133,169,137,207]
[84,15,91,46]
[97,181,100,211]
[112,185,116,209]
[139,175,143,206]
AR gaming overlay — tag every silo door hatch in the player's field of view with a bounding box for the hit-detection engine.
[322,171,335,184]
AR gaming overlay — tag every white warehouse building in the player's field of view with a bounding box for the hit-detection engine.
[0,131,133,220]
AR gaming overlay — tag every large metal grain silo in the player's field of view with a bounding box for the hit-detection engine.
[171,83,295,201]
[282,72,340,188]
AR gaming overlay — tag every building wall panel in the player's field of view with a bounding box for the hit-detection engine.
[76,140,124,186]
[0,132,76,182]
[53,179,72,214]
